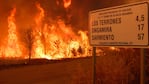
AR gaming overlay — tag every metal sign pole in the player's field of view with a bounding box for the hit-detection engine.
[93,47,96,84]
[140,48,145,84]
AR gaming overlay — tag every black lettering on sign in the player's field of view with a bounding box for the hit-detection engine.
[92,20,98,26]
[92,34,114,40]
[99,18,121,25]
[92,26,112,33]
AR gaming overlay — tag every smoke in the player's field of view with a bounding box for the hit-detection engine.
[0,0,67,43]
[0,0,36,45]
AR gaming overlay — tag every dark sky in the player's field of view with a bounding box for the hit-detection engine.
[0,0,143,43]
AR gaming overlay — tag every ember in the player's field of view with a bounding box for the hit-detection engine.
[63,0,71,8]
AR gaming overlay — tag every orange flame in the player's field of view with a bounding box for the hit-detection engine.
[35,3,44,25]
[109,47,120,51]
[1,8,22,58]
[32,3,46,59]
[0,2,92,60]
[32,3,91,59]
[63,0,71,8]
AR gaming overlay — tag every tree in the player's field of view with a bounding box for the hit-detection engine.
[22,28,34,62]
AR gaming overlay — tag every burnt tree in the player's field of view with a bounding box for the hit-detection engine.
[23,28,34,62]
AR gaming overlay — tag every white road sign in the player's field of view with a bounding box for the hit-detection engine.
[89,1,149,47]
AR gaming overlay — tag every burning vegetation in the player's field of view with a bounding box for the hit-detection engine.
[0,0,147,83]
[0,0,91,60]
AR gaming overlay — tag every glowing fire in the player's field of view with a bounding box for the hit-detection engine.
[63,0,71,8]
[31,3,46,59]
[31,2,91,59]
[109,47,120,51]
[0,2,91,60]
[1,8,22,58]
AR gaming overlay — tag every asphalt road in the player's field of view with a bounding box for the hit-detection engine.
[0,57,93,84]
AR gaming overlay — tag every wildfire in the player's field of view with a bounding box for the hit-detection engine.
[32,3,46,59]
[109,47,120,51]
[0,1,92,60]
[63,0,71,8]
[31,2,91,59]
[1,8,22,58]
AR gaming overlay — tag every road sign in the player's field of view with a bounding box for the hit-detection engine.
[89,1,149,47]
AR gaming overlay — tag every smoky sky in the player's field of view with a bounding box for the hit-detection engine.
[0,0,143,44]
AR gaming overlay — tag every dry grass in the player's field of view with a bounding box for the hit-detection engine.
[96,48,140,84]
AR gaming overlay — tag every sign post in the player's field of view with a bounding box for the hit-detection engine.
[92,47,96,84]
[89,1,149,84]
[140,48,145,84]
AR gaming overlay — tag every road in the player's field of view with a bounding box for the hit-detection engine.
[0,57,93,84]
